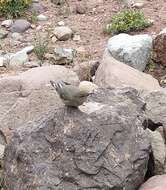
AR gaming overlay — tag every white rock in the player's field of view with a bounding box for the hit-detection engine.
[107,33,152,71]
[73,34,81,41]
[51,36,58,43]
[58,21,65,26]
[0,144,5,159]
[37,14,48,21]
[79,81,98,93]
[132,2,144,8]
[1,19,13,28]
[20,46,34,54]
[0,57,6,67]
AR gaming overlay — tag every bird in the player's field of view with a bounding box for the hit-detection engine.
[50,80,91,107]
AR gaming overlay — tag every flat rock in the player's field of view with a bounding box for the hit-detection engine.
[107,33,152,71]
[95,50,160,92]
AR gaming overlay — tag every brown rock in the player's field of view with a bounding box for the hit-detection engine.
[76,3,86,14]
[153,28,166,66]
[73,60,100,81]
[138,175,166,190]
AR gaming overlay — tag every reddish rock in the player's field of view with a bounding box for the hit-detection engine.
[153,28,166,66]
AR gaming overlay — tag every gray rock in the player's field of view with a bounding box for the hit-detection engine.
[10,32,23,41]
[9,51,29,68]
[10,19,31,33]
[29,2,46,14]
[53,26,73,41]
[147,129,166,174]
[107,33,152,71]
[95,50,160,92]
[0,28,8,39]
[143,89,166,128]
[53,47,76,64]
[3,87,150,190]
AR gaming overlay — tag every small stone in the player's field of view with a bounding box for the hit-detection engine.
[53,26,73,41]
[0,57,7,67]
[79,81,98,93]
[76,3,86,14]
[51,36,58,43]
[37,14,48,21]
[36,25,42,31]
[132,2,144,8]
[29,2,46,14]
[53,47,76,65]
[10,19,31,33]
[73,34,81,41]
[57,21,65,26]
[1,19,13,28]
[23,61,40,68]
[11,32,23,41]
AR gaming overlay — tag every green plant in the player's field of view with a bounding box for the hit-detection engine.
[29,11,38,24]
[0,0,32,18]
[33,32,50,66]
[105,9,151,34]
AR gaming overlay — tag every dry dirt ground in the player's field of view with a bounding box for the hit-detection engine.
[0,0,166,83]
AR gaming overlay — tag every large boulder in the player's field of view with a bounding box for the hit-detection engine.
[95,50,160,92]
[107,33,152,71]
[3,87,150,190]
[138,174,166,190]
[0,66,79,142]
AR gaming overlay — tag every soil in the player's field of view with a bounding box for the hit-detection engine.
[0,0,166,85]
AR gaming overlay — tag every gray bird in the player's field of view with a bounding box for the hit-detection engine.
[50,80,91,107]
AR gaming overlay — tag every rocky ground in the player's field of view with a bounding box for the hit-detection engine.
[0,0,165,83]
[0,0,166,190]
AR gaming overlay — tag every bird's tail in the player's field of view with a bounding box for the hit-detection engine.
[50,80,65,91]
